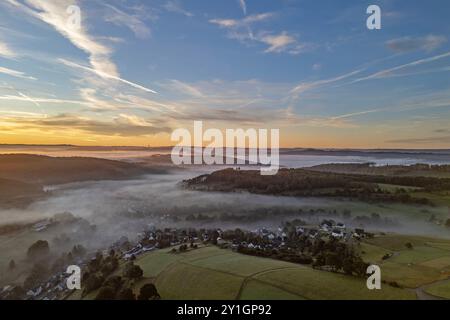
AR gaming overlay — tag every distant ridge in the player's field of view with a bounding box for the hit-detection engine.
[1,144,449,152]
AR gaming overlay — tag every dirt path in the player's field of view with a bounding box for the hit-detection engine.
[415,278,450,300]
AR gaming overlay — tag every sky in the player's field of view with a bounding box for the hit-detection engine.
[0,0,449,148]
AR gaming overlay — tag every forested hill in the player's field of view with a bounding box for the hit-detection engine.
[308,163,450,178]
[183,168,450,205]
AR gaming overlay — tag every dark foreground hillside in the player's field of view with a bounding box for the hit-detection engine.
[0,154,155,185]
[0,178,46,208]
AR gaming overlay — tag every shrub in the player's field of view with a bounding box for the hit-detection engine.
[123,262,143,280]
[117,288,136,300]
[95,286,116,300]
[103,276,123,292]
[137,283,160,300]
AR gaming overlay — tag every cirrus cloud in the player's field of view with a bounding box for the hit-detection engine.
[386,35,447,53]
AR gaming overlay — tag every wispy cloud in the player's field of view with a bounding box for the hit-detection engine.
[238,0,247,15]
[0,66,36,80]
[59,58,157,94]
[210,13,273,28]
[102,3,152,39]
[210,13,308,55]
[386,35,447,53]
[0,94,86,105]
[290,69,364,96]
[330,108,384,120]
[168,80,204,98]
[0,40,16,58]
[163,1,193,17]
[1,0,155,97]
[259,31,307,54]
[2,0,119,77]
[352,51,450,83]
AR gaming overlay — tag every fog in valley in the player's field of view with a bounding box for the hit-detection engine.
[1,165,448,257]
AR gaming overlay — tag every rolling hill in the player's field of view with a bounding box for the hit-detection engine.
[0,154,155,185]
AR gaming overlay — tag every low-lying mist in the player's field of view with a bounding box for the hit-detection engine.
[1,166,449,256]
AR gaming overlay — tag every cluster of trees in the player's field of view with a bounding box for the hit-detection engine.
[51,244,87,273]
[185,168,447,204]
[82,250,120,297]
[310,239,369,276]
[219,226,369,278]
[93,260,160,300]
[94,276,160,300]
[82,249,160,300]
[237,245,313,264]
[311,163,450,176]
[171,242,198,253]
[11,241,88,296]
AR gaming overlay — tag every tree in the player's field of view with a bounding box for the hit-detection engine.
[445,219,450,228]
[103,276,123,291]
[405,242,414,250]
[83,274,104,296]
[123,262,143,280]
[101,256,119,277]
[72,244,86,258]
[137,283,160,300]
[95,286,116,300]
[8,259,16,271]
[24,263,48,289]
[117,288,135,300]
[342,258,354,275]
[27,240,50,260]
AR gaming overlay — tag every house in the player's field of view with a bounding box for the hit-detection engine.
[1,285,12,295]
[27,286,43,297]
[336,222,346,229]
[331,229,344,239]
[295,226,305,235]
[309,229,318,239]
[32,220,52,232]
[257,228,270,236]
[320,220,334,232]
[267,233,275,240]
[142,246,155,252]
[353,228,365,238]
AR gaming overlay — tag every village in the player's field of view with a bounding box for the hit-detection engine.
[1,216,371,300]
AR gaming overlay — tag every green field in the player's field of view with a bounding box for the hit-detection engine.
[254,267,414,300]
[425,280,450,299]
[362,235,450,290]
[64,232,450,300]
[358,242,392,263]
[72,245,418,300]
